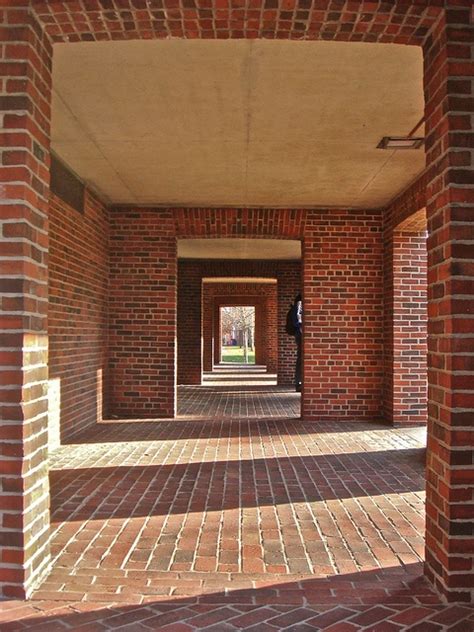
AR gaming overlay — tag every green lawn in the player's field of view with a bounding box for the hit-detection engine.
[221,346,256,364]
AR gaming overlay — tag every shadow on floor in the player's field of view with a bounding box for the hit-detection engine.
[63,419,425,445]
[50,449,425,522]
[8,563,471,630]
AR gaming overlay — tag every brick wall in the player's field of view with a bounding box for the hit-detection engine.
[0,3,52,598]
[392,231,428,425]
[48,191,109,444]
[383,175,428,426]
[33,1,442,45]
[303,209,384,421]
[278,262,303,387]
[202,283,277,373]
[109,209,176,418]
[422,5,474,603]
[177,261,202,385]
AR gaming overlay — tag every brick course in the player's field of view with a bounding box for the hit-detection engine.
[48,191,109,444]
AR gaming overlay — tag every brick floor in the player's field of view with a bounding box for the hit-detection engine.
[1,380,473,629]
[178,367,299,419]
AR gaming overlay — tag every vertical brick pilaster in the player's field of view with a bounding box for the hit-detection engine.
[392,228,428,425]
[423,4,474,603]
[255,303,265,366]
[383,176,429,425]
[177,261,201,384]
[263,293,278,373]
[277,263,301,386]
[202,285,213,372]
[302,210,384,420]
[109,209,176,417]
[0,4,52,597]
[213,302,220,365]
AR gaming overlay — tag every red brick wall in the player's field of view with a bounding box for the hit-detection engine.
[392,231,428,425]
[383,175,428,425]
[178,260,301,386]
[109,209,176,418]
[48,191,109,444]
[202,283,278,372]
[3,0,472,606]
[0,4,53,598]
[177,262,202,385]
[302,209,384,420]
[423,5,474,603]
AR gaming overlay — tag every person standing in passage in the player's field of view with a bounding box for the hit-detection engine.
[293,293,303,392]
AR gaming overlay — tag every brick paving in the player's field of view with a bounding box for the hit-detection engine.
[1,382,473,629]
[179,367,299,419]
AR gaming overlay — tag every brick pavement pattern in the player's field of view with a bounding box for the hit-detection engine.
[178,368,299,419]
[1,390,472,628]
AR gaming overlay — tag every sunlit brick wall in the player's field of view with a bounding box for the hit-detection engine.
[48,191,109,444]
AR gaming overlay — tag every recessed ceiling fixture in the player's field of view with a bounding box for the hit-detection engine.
[377,136,425,149]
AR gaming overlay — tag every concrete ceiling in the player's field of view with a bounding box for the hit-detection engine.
[52,39,425,209]
[178,238,301,260]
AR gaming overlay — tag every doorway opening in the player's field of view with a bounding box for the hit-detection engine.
[220,305,256,366]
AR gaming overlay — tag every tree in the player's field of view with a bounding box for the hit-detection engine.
[221,306,255,363]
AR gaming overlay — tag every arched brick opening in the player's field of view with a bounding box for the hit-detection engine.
[0,0,472,603]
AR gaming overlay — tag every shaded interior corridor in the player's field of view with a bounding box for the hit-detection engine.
[178,366,299,420]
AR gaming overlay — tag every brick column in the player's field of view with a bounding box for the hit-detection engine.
[302,210,383,421]
[214,304,221,365]
[0,5,52,597]
[277,263,301,386]
[202,289,213,372]
[109,209,176,417]
[255,303,265,365]
[423,5,474,602]
[392,229,428,425]
[264,292,278,374]
[177,261,201,384]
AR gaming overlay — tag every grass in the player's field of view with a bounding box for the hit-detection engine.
[221,346,256,364]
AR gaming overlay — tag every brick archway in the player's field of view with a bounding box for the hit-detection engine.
[1,0,472,603]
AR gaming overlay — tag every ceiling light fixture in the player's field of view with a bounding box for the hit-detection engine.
[377,136,425,150]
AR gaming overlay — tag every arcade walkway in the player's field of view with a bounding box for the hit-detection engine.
[1,384,472,629]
